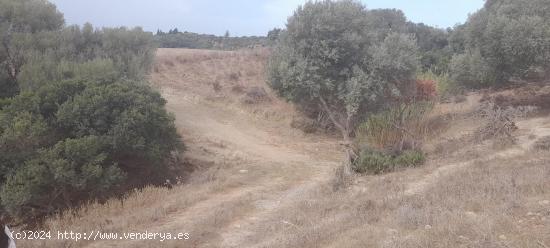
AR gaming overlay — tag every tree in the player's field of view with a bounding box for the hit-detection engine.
[224,30,230,38]
[0,0,64,97]
[407,22,452,72]
[365,8,407,41]
[449,49,495,88]
[450,0,550,86]
[268,0,419,169]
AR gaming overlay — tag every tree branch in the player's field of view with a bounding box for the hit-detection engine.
[318,95,346,132]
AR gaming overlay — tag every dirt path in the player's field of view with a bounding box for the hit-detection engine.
[160,88,342,247]
[405,117,550,196]
[87,49,341,248]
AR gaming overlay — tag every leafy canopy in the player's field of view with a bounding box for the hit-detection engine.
[0,0,182,223]
[268,0,420,141]
[450,0,550,87]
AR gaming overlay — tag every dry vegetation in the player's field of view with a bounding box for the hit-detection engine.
[19,49,550,248]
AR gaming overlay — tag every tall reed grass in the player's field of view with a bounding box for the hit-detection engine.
[356,101,436,152]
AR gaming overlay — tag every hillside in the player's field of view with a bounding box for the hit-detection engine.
[21,49,550,248]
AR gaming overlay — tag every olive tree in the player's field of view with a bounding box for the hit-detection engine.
[451,0,550,87]
[268,0,419,167]
[0,0,64,97]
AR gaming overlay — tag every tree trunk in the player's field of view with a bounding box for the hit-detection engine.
[341,127,355,177]
[318,96,356,180]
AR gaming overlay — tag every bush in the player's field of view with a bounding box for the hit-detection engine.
[0,79,182,222]
[1,136,124,222]
[449,50,496,88]
[354,102,437,174]
[394,150,426,167]
[356,102,436,153]
[353,148,425,174]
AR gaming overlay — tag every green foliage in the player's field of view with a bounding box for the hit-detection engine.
[354,101,441,174]
[365,8,407,41]
[407,23,452,73]
[353,148,425,174]
[369,33,420,94]
[0,78,181,222]
[394,150,426,167]
[449,50,496,88]
[1,136,123,222]
[15,25,155,91]
[450,0,550,86]
[0,0,65,97]
[56,81,181,172]
[0,0,64,32]
[268,0,420,142]
[0,0,182,223]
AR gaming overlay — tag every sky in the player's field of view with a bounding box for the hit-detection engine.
[49,0,484,36]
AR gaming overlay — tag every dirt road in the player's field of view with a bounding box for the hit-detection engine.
[139,49,342,247]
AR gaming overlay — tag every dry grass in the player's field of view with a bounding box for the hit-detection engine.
[230,152,550,248]
[356,102,445,152]
[152,48,298,124]
[385,155,550,248]
[18,161,258,248]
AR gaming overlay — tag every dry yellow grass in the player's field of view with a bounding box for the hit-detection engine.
[18,48,550,248]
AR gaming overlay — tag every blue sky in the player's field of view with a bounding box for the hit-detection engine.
[49,0,484,36]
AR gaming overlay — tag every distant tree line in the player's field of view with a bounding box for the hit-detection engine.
[155,29,269,50]
[0,0,182,223]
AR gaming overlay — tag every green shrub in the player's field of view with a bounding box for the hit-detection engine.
[353,149,425,174]
[0,79,182,222]
[449,50,496,88]
[1,136,124,222]
[0,0,182,224]
[394,150,426,167]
